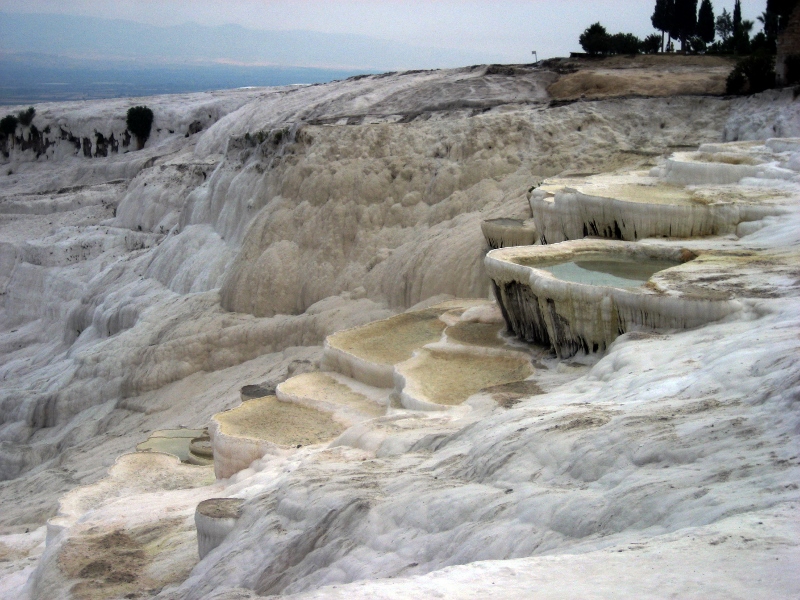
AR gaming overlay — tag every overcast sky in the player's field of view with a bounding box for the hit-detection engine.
[0,0,769,66]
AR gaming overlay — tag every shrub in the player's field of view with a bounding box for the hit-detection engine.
[641,34,662,54]
[580,23,648,56]
[749,32,772,54]
[726,53,776,94]
[17,107,35,127]
[580,23,612,55]
[611,33,642,55]
[0,114,18,137]
[726,66,747,94]
[688,35,707,53]
[126,106,154,149]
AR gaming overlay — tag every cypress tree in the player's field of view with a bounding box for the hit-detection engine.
[667,0,680,48]
[652,0,671,51]
[732,0,753,54]
[733,0,743,39]
[698,0,716,43]
[673,0,699,50]
[758,8,779,51]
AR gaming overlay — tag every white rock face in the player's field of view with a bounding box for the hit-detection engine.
[196,499,245,559]
[0,67,798,600]
[0,89,265,164]
[271,504,800,600]
[529,152,795,245]
[480,218,538,249]
[486,240,743,357]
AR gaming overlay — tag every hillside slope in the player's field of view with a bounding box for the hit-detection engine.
[0,62,798,599]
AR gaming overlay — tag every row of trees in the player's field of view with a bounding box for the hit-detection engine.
[724,0,799,94]
[653,0,798,54]
[579,25,662,55]
[577,1,799,94]
[581,1,797,59]
[652,0,715,52]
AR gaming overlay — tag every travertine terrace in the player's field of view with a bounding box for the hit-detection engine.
[0,58,799,599]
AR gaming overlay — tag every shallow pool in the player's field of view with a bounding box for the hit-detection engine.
[137,428,206,462]
[540,258,681,288]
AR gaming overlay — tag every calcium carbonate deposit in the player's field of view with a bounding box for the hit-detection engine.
[0,63,798,599]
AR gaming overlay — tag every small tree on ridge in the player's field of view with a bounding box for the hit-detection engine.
[580,23,612,55]
[126,106,154,150]
[0,114,18,138]
[17,107,35,127]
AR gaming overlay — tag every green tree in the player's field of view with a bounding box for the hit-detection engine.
[667,0,681,45]
[733,0,743,38]
[750,31,772,52]
[126,106,154,150]
[758,10,778,51]
[0,114,18,137]
[736,19,755,53]
[611,33,642,54]
[698,0,716,43]
[652,0,672,51]
[716,8,734,41]
[642,33,663,53]
[672,0,699,51]
[580,22,612,55]
[17,107,35,127]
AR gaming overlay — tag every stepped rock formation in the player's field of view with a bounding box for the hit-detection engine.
[0,59,799,599]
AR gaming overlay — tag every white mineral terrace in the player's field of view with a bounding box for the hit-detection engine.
[0,73,798,600]
[136,428,209,464]
[195,498,245,559]
[480,217,539,249]
[209,299,544,482]
[210,395,346,479]
[530,140,797,243]
[320,301,486,388]
[486,240,746,358]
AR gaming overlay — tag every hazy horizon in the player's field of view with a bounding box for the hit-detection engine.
[1,1,768,69]
[0,1,769,104]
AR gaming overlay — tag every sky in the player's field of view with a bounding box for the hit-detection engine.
[0,0,770,67]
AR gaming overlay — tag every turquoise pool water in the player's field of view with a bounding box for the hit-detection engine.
[540,258,680,288]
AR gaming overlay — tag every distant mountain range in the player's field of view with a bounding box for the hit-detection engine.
[0,12,499,104]
[0,12,492,71]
